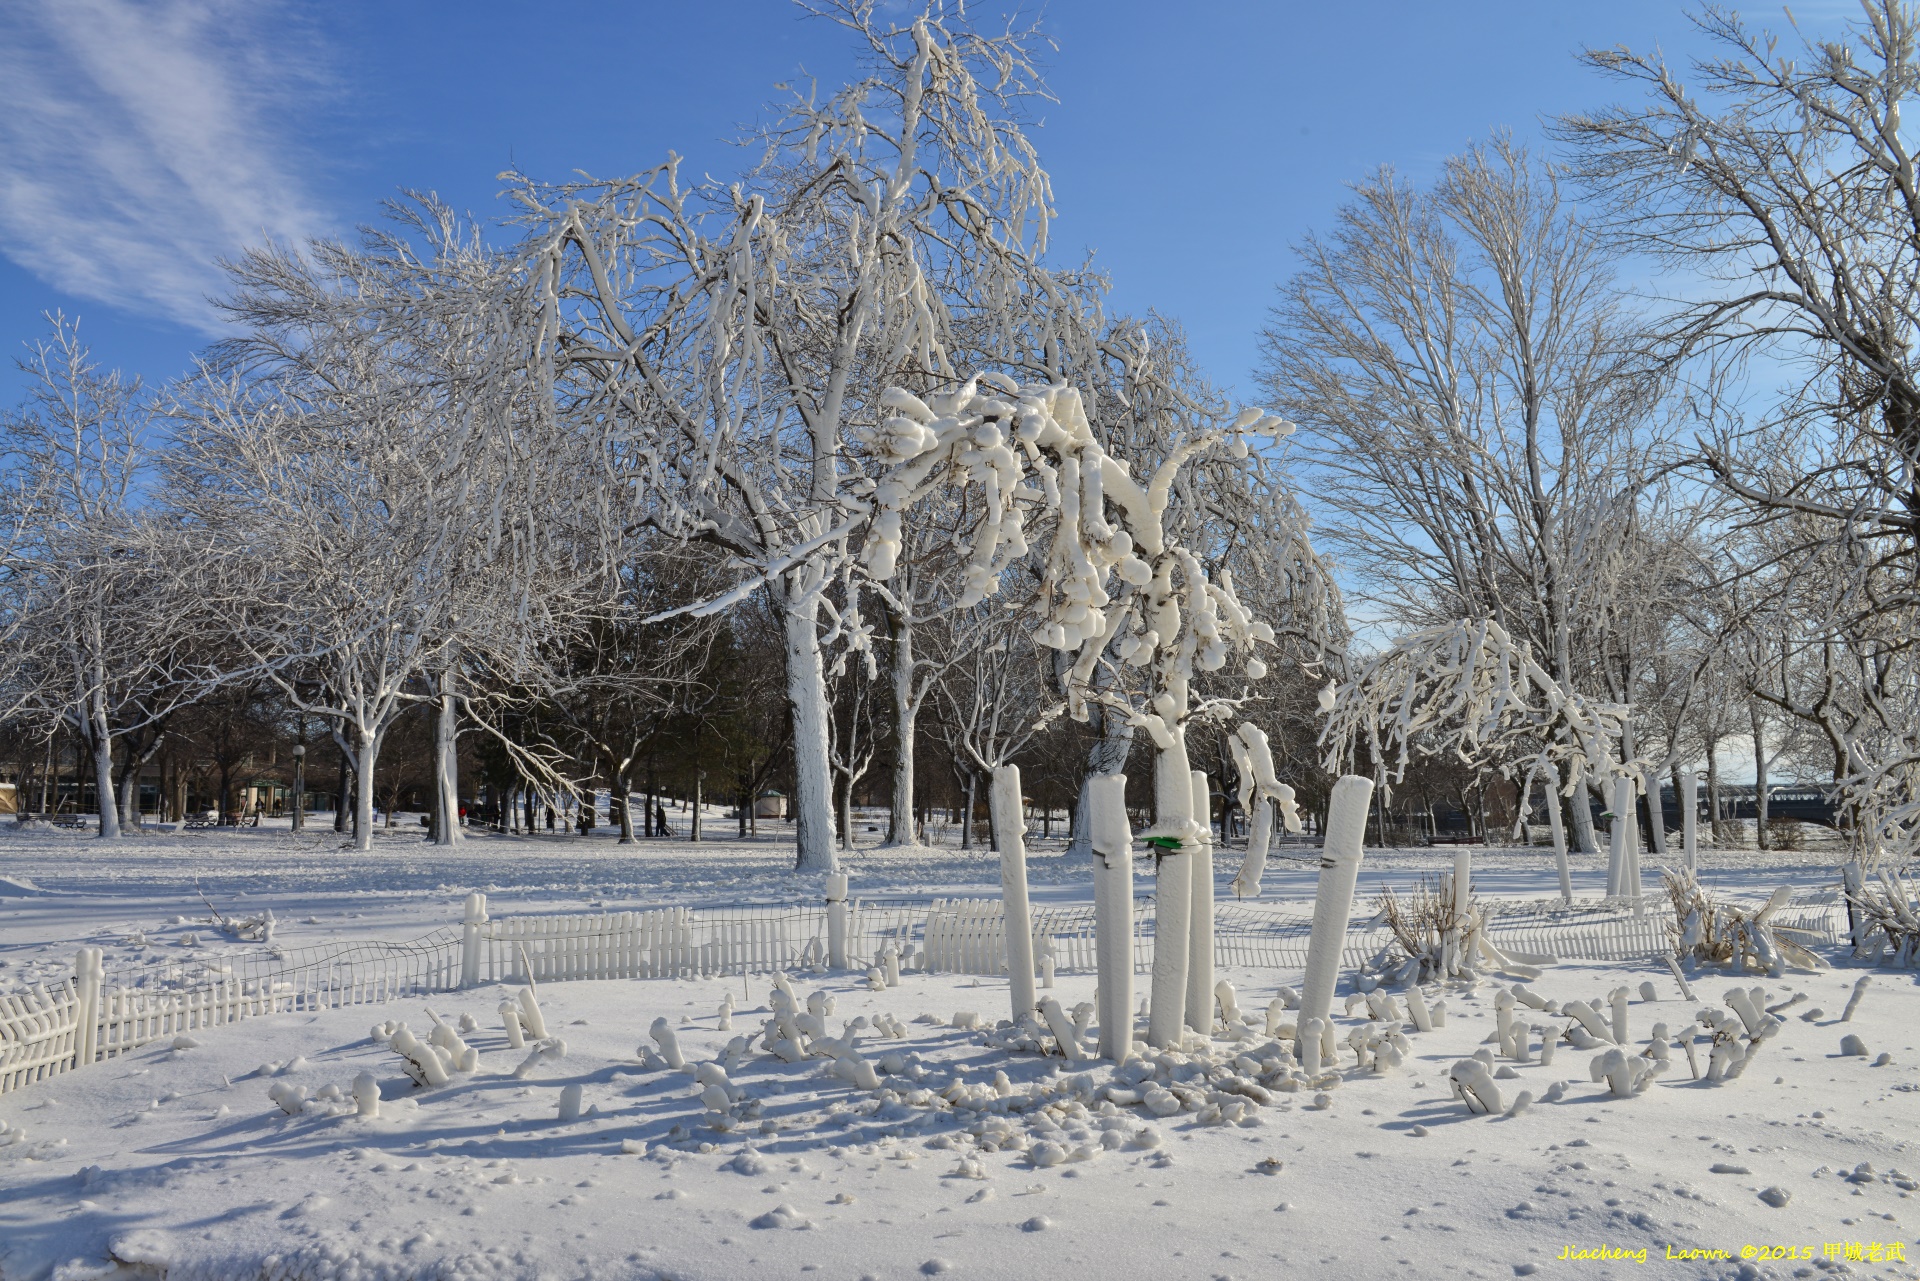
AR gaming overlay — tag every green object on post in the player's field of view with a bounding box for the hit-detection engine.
[1144,836,1183,852]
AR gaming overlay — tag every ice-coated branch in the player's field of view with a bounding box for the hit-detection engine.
[1319,615,1634,788]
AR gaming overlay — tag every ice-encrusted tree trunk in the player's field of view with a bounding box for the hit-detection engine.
[429,668,465,847]
[508,4,1092,872]
[877,587,937,847]
[1261,137,1669,857]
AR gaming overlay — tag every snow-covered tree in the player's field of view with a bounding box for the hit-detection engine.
[861,372,1313,1044]
[1565,1,1920,870]
[1260,136,1667,855]
[3,317,210,837]
[171,207,600,851]
[507,4,1100,871]
[1320,617,1636,897]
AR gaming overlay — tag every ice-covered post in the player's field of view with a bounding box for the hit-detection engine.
[825,873,849,971]
[1088,773,1134,1063]
[1450,846,1472,969]
[460,892,489,989]
[1184,770,1216,1035]
[1622,775,1644,909]
[1606,775,1631,899]
[1296,776,1374,1034]
[992,765,1037,1023]
[1680,769,1698,872]
[1541,760,1572,903]
[1147,739,1195,1048]
[73,947,103,1069]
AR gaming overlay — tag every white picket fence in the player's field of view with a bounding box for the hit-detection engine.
[0,886,1848,1097]
[0,978,85,1094]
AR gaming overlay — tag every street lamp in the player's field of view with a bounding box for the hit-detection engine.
[291,745,306,833]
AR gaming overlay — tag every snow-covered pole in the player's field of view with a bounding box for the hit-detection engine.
[1544,761,1572,903]
[460,892,488,989]
[1088,773,1134,1063]
[1451,846,1472,949]
[1606,774,1630,899]
[1297,775,1375,1034]
[1184,769,1216,1036]
[1147,741,1195,1048]
[73,947,103,1069]
[992,765,1037,1024]
[825,872,849,971]
[1680,769,1699,872]
[1621,775,1644,910]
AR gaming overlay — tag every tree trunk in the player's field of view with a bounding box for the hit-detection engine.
[959,770,977,850]
[884,609,918,847]
[89,716,119,840]
[353,726,380,853]
[645,760,657,837]
[616,769,635,843]
[783,588,836,872]
[1068,702,1135,858]
[1568,766,1599,854]
[1751,701,1771,851]
[837,770,854,852]
[1706,743,1724,844]
[118,767,139,832]
[433,675,462,847]
[335,745,352,835]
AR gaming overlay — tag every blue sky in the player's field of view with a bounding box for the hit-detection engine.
[0,0,1785,406]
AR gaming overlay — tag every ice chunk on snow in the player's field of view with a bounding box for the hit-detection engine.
[748,1204,812,1229]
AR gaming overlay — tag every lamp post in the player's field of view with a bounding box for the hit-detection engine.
[291,745,306,833]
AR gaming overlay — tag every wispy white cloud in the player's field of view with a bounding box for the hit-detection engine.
[0,0,336,333]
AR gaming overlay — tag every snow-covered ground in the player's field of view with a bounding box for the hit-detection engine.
[3,823,1915,1281]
